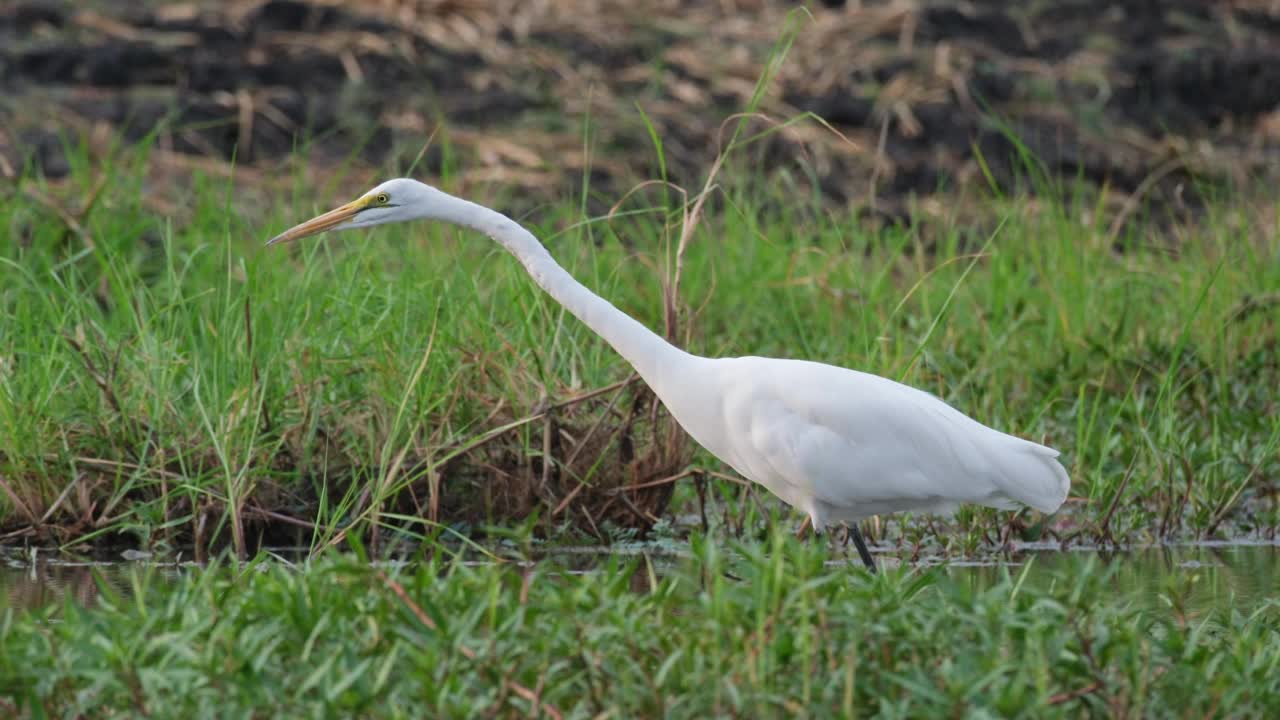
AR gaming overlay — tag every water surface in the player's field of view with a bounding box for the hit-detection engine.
[3,542,1276,614]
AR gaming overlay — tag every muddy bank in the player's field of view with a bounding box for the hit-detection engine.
[2,0,1279,221]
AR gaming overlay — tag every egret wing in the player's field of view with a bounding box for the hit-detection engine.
[742,358,1065,516]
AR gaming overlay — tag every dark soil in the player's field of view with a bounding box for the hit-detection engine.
[3,0,1279,222]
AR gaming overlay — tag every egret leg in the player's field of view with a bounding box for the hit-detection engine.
[848,524,877,573]
[795,516,813,540]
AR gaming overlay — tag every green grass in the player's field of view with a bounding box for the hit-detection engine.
[2,538,1277,717]
[3,13,1276,719]
[1,139,1278,554]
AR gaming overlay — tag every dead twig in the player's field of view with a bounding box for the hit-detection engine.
[1048,680,1103,706]
[66,455,182,480]
[606,468,698,494]
[614,490,660,525]
[245,505,317,530]
[37,474,82,526]
[702,470,750,486]
[551,379,635,517]
[1096,453,1138,547]
[0,475,39,528]
[1106,156,1186,245]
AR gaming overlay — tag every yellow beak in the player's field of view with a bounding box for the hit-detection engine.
[266,196,374,245]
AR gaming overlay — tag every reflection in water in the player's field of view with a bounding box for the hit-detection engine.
[3,543,1276,614]
[941,544,1279,615]
[2,549,190,611]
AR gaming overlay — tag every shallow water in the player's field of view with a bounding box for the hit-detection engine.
[3,542,1276,614]
[937,542,1279,614]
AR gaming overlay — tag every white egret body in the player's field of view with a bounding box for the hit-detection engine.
[268,179,1070,568]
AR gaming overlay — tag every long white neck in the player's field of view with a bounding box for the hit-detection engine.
[432,193,691,389]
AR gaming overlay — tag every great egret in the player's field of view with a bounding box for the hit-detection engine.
[268,178,1070,570]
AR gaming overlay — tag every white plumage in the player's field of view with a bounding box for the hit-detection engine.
[674,357,1069,530]
[268,178,1071,568]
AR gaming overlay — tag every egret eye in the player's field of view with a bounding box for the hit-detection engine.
[376,193,390,205]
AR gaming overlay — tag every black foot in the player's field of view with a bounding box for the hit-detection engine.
[849,524,877,573]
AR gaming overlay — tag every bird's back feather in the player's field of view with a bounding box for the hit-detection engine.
[692,356,1071,524]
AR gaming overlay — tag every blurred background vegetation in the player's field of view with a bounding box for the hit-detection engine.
[4,0,1280,221]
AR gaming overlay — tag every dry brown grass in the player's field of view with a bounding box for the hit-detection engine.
[6,0,1279,222]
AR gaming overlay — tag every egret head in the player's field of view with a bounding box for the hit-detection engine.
[266,178,441,245]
